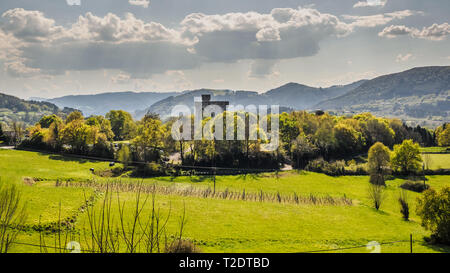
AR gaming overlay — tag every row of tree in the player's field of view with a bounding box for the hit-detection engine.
[1,109,448,173]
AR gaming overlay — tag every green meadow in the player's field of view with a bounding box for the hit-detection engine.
[1,149,450,253]
[423,153,450,170]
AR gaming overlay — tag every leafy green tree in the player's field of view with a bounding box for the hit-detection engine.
[65,111,84,123]
[368,142,391,185]
[416,187,450,244]
[38,115,62,128]
[391,140,422,174]
[389,119,410,145]
[60,119,95,153]
[132,114,164,162]
[86,115,115,141]
[106,110,136,141]
[437,125,450,147]
[279,112,299,155]
[117,145,132,168]
[312,114,336,155]
[366,118,395,147]
[46,118,65,150]
[291,135,318,169]
[333,122,364,155]
[0,123,8,143]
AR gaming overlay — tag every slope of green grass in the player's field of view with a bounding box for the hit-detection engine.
[423,154,450,169]
[1,149,449,253]
[0,149,114,182]
[21,183,93,225]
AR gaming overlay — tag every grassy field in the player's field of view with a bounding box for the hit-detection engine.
[1,149,450,253]
[420,146,449,153]
[423,153,450,170]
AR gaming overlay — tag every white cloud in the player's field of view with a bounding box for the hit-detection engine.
[1,8,65,42]
[395,53,414,62]
[414,23,450,40]
[379,23,450,40]
[343,10,420,28]
[0,7,424,80]
[378,25,413,38]
[353,0,387,8]
[0,29,21,60]
[4,60,41,78]
[68,12,180,43]
[255,27,281,42]
[181,7,352,62]
[129,0,150,9]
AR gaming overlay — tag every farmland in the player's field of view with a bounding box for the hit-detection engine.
[1,149,449,253]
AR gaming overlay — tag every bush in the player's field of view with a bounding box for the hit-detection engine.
[166,239,200,253]
[400,181,430,193]
[398,190,410,221]
[370,173,386,186]
[416,187,450,244]
[133,162,166,177]
[306,158,346,176]
[93,166,125,178]
[368,183,385,210]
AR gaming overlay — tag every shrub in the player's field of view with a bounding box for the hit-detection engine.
[166,239,200,253]
[368,183,385,210]
[400,181,430,193]
[398,190,410,221]
[305,158,346,176]
[416,187,450,244]
[93,166,124,178]
[369,173,386,186]
[133,162,165,177]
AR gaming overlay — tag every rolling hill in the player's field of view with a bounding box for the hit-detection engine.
[316,66,450,126]
[0,93,74,127]
[3,66,448,127]
[45,91,178,117]
[145,80,367,119]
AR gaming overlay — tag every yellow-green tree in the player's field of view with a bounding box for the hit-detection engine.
[86,115,115,141]
[106,110,136,141]
[60,119,96,153]
[117,145,131,168]
[65,111,84,123]
[416,187,450,244]
[132,115,164,162]
[437,125,450,147]
[391,139,422,174]
[368,142,391,185]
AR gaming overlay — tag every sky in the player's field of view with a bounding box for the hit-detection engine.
[0,0,449,99]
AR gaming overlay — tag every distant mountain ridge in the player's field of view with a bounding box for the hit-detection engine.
[316,66,450,126]
[0,92,74,126]
[145,80,367,118]
[4,65,447,127]
[46,91,178,117]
